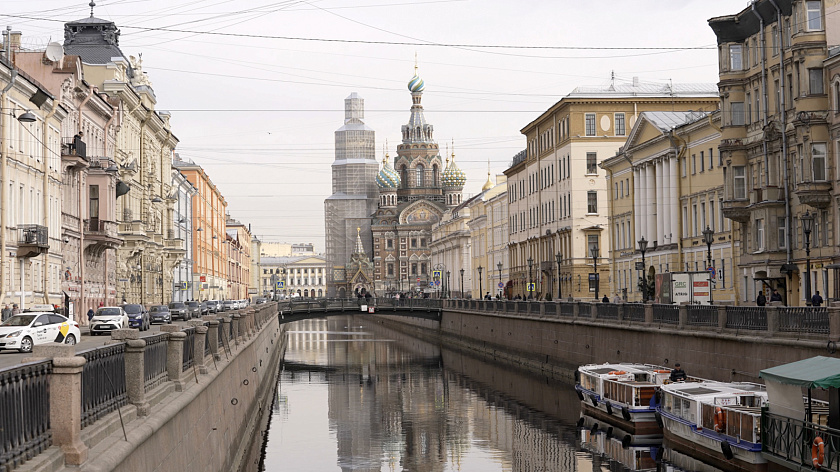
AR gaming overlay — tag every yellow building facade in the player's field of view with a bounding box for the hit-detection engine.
[466,174,508,299]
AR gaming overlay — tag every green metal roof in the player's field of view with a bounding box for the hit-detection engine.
[760,356,840,389]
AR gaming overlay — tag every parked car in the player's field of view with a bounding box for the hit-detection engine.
[123,304,150,331]
[199,301,209,316]
[149,305,172,324]
[222,300,236,311]
[90,307,128,336]
[255,298,267,305]
[206,300,220,313]
[168,302,188,321]
[185,301,201,319]
[0,312,81,353]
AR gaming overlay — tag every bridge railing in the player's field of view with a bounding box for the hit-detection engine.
[0,301,281,471]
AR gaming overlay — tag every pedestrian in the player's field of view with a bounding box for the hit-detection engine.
[484,292,491,300]
[12,304,20,315]
[601,294,609,303]
[812,291,824,307]
[87,307,95,323]
[756,291,767,306]
[612,293,622,304]
[1,304,10,322]
[770,289,783,303]
[670,363,687,382]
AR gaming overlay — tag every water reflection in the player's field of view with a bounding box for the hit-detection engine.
[256,317,724,471]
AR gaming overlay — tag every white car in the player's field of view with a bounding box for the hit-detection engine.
[90,306,129,335]
[0,312,81,353]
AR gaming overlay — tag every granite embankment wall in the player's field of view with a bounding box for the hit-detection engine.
[14,303,285,472]
[373,303,840,384]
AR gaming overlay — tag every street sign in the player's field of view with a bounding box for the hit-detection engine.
[708,266,716,278]
[635,262,645,271]
[433,270,442,279]
[498,282,504,289]
[434,280,440,286]
[527,283,535,292]
[416,277,420,282]
[276,280,285,289]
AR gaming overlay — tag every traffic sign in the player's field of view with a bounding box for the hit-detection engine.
[276,280,285,289]
[434,280,440,286]
[635,262,645,270]
[527,283,535,292]
[498,282,504,289]
[708,266,716,278]
[416,277,420,282]
[433,270,442,279]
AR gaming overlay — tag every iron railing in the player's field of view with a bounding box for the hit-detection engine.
[79,344,127,428]
[652,304,679,324]
[142,333,168,392]
[763,411,840,471]
[182,327,196,372]
[0,360,52,471]
[560,302,575,317]
[597,303,619,320]
[687,305,718,327]
[779,307,829,334]
[726,306,767,330]
[16,225,49,248]
[625,304,645,322]
[204,325,211,358]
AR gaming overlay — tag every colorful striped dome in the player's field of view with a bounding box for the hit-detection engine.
[376,155,400,189]
[442,156,466,188]
[408,74,425,93]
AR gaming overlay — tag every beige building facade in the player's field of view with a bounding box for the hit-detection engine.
[466,173,508,299]
[260,255,326,298]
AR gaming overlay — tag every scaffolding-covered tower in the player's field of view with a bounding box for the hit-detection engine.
[324,93,379,297]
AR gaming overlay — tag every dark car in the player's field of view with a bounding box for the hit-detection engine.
[206,300,220,313]
[168,302,188,321]
[185,301,201,319]
[149,305,172,324]
[199,302,209,316]
[123,304,150,331]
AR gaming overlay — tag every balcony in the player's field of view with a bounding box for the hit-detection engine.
[16,225,49,258]
[795,181,832,209]
[61,136,87,169]
[721,199,750,223]
[750,186,785,209]
[85,219,123,252]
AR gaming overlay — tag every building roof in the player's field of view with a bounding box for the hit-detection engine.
[63,13,132,71]
[568,81,719,98]
[643,110,710,133]
[261,255,325,265]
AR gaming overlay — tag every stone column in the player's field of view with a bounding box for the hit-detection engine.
[655,158,663,245]
[193,324,208,374]
[638,166,647,240]
[678,304,688,329]
[717,305,728,330]
[766,306,779,336]
[204,317,220,361]
[113,329,149,416]
[644,303,653,324]
[662,158,671,244]
[219,317,232,354]
[830,307,840,342]
[633,167,641,240]
[161,325,186,392]
[231,314,241,346]
[645,163,656,243]
[27,345,88,465]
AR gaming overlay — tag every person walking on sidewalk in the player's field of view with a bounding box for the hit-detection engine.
[811,291,824,307]
[756,291,766,306]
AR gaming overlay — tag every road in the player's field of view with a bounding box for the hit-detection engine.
[0,318,198,371]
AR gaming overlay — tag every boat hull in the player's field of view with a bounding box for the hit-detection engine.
[661,415,766,472]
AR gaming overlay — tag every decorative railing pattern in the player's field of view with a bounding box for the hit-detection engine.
[182,327,196,372]
[687,305,718,327]
[726,307,767,330]
[0,360,52,471]
[652,304,679,324]
[79,344,127,428]
[142,333,168,392]
[624,304,645,322]
[763,411,840,471]
[780,307,829,334]
[596,303,619,320]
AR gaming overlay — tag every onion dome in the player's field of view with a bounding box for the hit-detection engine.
[376,153,400,189]
[442,155,467,188]
[408,74,425,93]
[482,173,494,191]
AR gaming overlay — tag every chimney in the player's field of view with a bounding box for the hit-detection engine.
[632,76,639,87]
[9,31,21,52]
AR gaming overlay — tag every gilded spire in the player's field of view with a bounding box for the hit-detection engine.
[482,159,494,191]
[354,227,365,255]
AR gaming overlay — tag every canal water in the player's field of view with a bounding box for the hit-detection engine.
[254,316,725,471]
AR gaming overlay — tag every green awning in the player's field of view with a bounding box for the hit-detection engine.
[760,356,840,389]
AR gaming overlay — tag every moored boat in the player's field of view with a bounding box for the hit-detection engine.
[657,381,768,472]
[579,414,658,471]
[575,363,677,439]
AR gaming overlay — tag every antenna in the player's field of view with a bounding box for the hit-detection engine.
[45,42,64,62]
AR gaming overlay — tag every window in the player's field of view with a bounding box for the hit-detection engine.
[806,1,822,30]
[585,113,596,136]
[619,180,624,198]
[587,191,598,214]
[709,200,715,231]
[693,204,698,236]
[588,234,600,257]
[835,81,840,112]
[416,164,425,187]
[772,25,779,55]
[421,263,427,275]
[614,183,619,200]
[420,237,426,247]
[692,154,696,174]
[89,185,99,225]
[809,68,824,95]
[615,113,626,136]
[387,239,393,249]
[709,148,714,169]
[731,102,745,126]
[729,44,743,70]
[586,152,597,174]
[411,263,417,275]
[625,178,630,196]
[733,166,746,199]
[682,206,688,238]
[755,218,765,251]
[746,92,752,122]
[410,238,417,248]
[812,143,827,181]
[681,157,686,177]
[700,151,705,172]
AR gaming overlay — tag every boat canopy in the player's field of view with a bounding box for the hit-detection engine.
[760,356,840,389]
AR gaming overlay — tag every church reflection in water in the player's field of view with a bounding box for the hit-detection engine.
[257,317,725,472]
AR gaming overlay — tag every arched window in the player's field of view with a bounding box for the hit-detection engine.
[432,164,439,187]
[400,165,408,189]
[416,164,425,187]
[318,289,323,297]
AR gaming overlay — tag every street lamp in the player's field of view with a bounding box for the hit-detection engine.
[527,257,534,300]
[702,226,715,304]
[446,271,450,298]
[477,266,483,300]
[638,236,648,302]
[591,244,599,300]
[459,268,465,299]
[497,261,503,299]
[802,211,815,306]
[555,253,562,300]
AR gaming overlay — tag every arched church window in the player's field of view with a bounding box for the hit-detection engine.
[416,164,425,187]
[432,164,439,187]
[400,165,408,189]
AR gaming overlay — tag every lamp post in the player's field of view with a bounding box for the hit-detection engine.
[802,211,815,306]
[638,237,648,302]
[477,266,483,300]
[591,244,599,300]
[527,257,534,300]
[446,271,450,298]
[702,226,715,304]
[497,261,503,299]
[555,253,562,300]
[459,268,465,299]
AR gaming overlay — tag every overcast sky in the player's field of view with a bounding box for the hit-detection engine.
[4,0,747,252]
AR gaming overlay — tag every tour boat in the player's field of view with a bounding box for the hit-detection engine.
[579,414,658,471]
[657,381,768,472]
[575,363,678,439]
